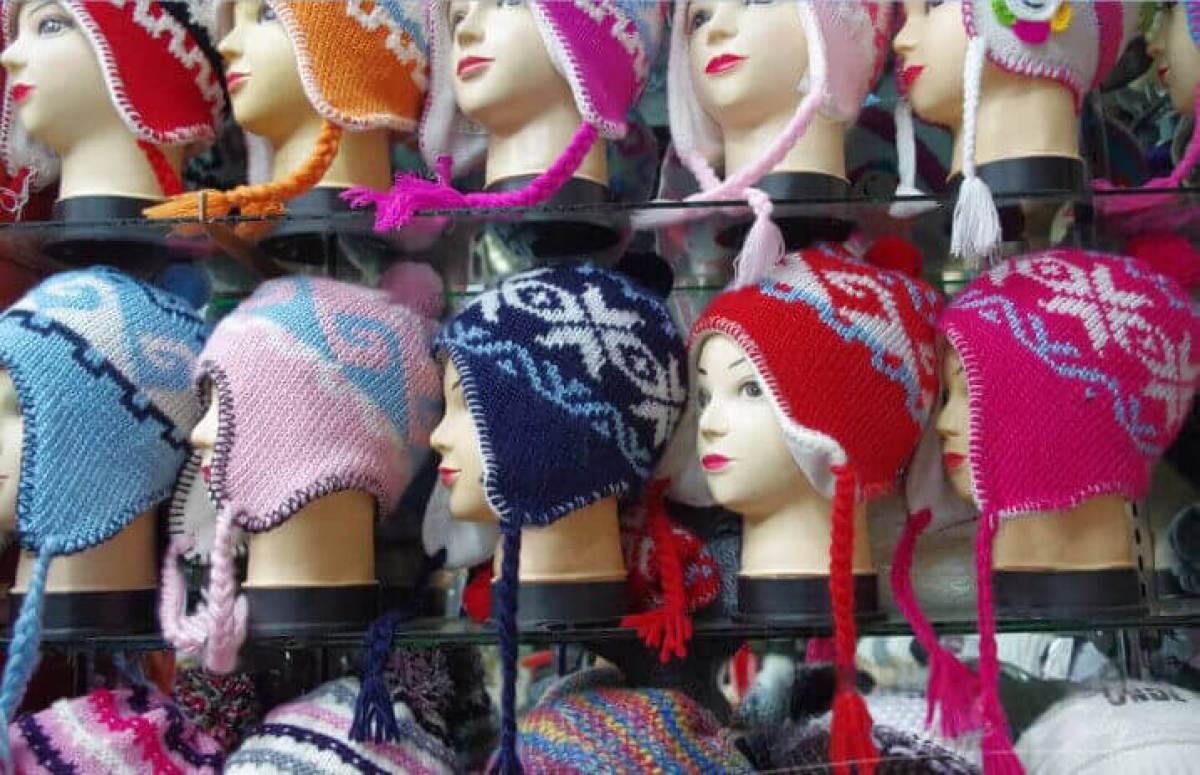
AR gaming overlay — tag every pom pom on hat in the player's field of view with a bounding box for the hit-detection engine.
[1126,233,1200,292]
[863,236,924,279]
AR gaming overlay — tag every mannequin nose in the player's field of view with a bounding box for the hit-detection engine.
[1146,29,1165,61]
[934,402,956,443]
[705,3,736,45]
[0,40,25,75]
[698,400,728,441]
[429,416,451,458]
[455,3,485,46]
[894,7,920,58]
[218,27,242,64]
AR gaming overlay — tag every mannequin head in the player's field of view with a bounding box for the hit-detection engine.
[894,0,969,129]
[192,383,219,482]
[695,333,813,518]
[935,346,975,506]
[0,369,21,532]
[430,359,493,524]
[1148,1,1200,116]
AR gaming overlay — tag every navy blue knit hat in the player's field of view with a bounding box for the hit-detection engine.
[0,267,207,767]
[437,263,687,772]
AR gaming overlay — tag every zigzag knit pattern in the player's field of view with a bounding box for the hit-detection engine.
[224,678,455,775]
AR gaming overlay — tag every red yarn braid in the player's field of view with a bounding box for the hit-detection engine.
[137,140,183,198]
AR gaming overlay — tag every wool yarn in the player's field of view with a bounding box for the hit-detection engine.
[0,0,225,202]
[893,240,1200,775]
[433,264,687,773]
[690,242,942,775]
[224,677,456,775]
[0,267,208,770]
[8,684,225,774]
[172,667,261,753]
[159,276,442,675]
[145,0,427,223]
[345,0,664,231]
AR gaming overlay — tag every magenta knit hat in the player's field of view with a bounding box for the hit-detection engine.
[345,0,665,231]
[159,276,442,676]
[894,237,1200,775]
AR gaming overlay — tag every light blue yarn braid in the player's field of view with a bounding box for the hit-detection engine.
[0,546,54,773]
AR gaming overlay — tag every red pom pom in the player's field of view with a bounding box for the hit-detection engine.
[1126,233,1200,292]
[863,236,924,279]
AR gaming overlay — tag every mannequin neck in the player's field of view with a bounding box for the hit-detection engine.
[271,117,392,192]
[502,497,626,583]
[739,485,873,577]
[723,109,847,181]
[14,509,157,593]
[950,65,1079,177]
[994,495,1133,572]
[57,128,181,203]
[483,99,607,188]
[245,489,375,587]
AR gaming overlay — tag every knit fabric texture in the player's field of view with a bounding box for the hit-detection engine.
[0,0,226,193]
[224,678,456,775]
[9,685,224,775]
[744,720,981,775]
[512,668,753,773]
[173,667,261,753]
[621,504,721,615]
[159,276,442,675]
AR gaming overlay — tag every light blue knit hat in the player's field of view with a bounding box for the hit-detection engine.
[0,266,208,769]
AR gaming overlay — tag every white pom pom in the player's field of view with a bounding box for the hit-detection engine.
[950,175,1001,269]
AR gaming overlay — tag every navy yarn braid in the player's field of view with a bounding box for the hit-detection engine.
[0,547,53,773]
[350,548,446,743]
[494,526,522,774]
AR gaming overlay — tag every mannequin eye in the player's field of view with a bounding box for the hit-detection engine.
[696,388,711,410]
[738,380,763,399]
[35,14,71,36]
[256,3,277,23]
[687,7,711,34]
[925,0,945,8]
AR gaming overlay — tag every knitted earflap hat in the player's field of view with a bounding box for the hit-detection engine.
[0,267,208,767]
[512,668,754,773]
[435,263,687,772]
[145,0,428,222]
[224,677,457,775]
[893,0,1134,263]
[0,0,225,201]
[9,684,225,774]
[893,236,1200,775]
[159,276,442,675]
[345,0,665,231]
[689,241,942,774]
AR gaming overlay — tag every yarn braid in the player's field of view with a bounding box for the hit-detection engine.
[136,141,183,198]
[494,526,523,774]
[143,121,344,229]
[951,35,1002,266]
[0,548,53,773]
[975,514,1024,775]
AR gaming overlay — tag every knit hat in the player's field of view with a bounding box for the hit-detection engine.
[511,667,753,773]
[893,0,1134,263]
[145,0,428,223]
[225,677,456,775]
[0,0,225,201]
[9,684,225,774]
[0,267,208,768]
[435,263,686,772]
[689,241,942,774]
[159,276,442,676]
[345,0,665,231]
[637,0,892,286]
[893,237,1200,775]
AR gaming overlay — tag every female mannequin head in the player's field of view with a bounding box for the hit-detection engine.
[1148,1,1200,116]
[893,0,969,129]
[430,358,491,524]
[934,346,974,505]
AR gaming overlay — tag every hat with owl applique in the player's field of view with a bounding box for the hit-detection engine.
[344,0,665,232]
[0,0,226,203]
[0,267,208,769]
[893,0,1136,262]
[688,240,943,774]
[891,237,1200,775]
[158,275,442,676]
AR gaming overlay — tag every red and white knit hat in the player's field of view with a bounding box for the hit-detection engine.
[689,240,942,774]
[0,0,226,198]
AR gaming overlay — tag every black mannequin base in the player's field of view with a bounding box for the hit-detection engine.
[948,156,1089,245]
[993,568,1145,619]
[482,176,620,261]
[244,584,380,637]
[256,187,397,268]
[46,196,180,273]
[735,574,881,625]
[9,589,157,639]
[715,172,853,252]
[493,579,627,628]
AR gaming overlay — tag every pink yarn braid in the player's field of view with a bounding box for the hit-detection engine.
[890,510,983,738]
[158,537,210,659]
[343,123,600,232]
[976,513,1024,775]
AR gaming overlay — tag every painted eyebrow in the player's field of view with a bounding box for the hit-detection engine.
[26,0,60,18]
[450,377,462,391]
[727,357,747,370]
[696,366,707,376]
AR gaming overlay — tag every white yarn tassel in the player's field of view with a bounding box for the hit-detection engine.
[889,99,939,218]
[732,188,784,288]
[951,36,1001,268]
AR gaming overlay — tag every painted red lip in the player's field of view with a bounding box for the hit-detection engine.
[943,453,967,471]
[898,65,924,93]
[226,72,248,92]
[457,56,493,78]
[706,53,746,76]
[200,465,212,485]
[438,467,460,487]
[11,84,32,104]
[702,454,732,472]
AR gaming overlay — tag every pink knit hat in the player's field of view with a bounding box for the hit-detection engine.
[650,0,892,286]
[894,237,1200,775]
[346,0,665,231]
[893,0,1135,262]
[159,275,442,676]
